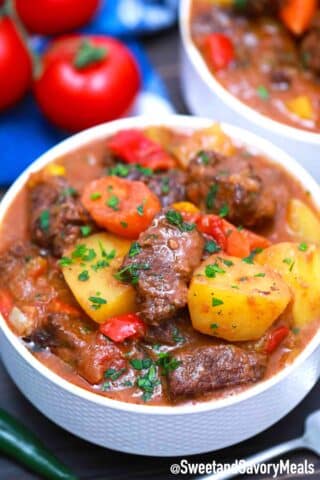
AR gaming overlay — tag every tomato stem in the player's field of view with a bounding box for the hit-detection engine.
[74,40,107,69]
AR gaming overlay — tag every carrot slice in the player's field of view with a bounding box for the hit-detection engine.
[280,0,317,35]
[81,176,161,239]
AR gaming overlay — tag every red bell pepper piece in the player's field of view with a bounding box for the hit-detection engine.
[100,313,146,343]
[205,33,235,71]
[107,129,176,171]
[0,289,14,320]
[197,214,227,250]
[265,326,290,354]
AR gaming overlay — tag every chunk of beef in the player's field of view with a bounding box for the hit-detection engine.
[109,164,187,207]
[167,345,266,400]
[0,243,67,334]
[186,150,275,227]
[28,313,126,384]
[300,29,320,75]
[119,211,204,325]
[29,176,93,257]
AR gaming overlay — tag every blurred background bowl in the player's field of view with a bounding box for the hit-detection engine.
[179,0,320,181]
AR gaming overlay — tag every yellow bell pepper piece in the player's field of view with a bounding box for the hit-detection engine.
[45,163,66,176]
[286,96,314,120]
[172,202,200,214]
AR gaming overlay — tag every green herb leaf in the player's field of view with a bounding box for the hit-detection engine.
[198,150,210,165]
[39,210,50,231]
[90,192,101,201]
[257,85,269,101]
[106,195,119,211]
[109,163,130,177]
[298,242,308,252]
[212,297,224,307]
[104,367,126,381]
[156,352,181,375]
[129,242,141,258]
[88,295,107,310]
[78,270,89,281]
[242,248,263,264]
[204,240,221,254]
[165,210,195,232]
[137,204,144,216]
[130,358,153,370]
[205,263,225,278]
[80,225,92,237]
[254,272,266,278]
[58,256,73,267]
[210,323,219,329]
[219,204,229,218]
[206,184,219,211]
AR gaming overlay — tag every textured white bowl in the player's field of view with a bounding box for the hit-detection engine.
[179,0,320,181]
[0,115,320,457]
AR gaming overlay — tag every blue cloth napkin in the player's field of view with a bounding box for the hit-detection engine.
[0,0,177,185]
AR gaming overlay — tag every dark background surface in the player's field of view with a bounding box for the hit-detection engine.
[0,27,319,480]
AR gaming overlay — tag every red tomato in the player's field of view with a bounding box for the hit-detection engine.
[0,17,32,111]
[205,33,234,71]
[100,314,146,343]
[14,0,100,35]
[34,35,141,132]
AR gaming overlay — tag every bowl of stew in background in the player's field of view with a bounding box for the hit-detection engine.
[180,0,320,180]
[0,115,320,456]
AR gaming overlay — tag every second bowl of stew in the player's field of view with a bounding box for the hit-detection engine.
[0,115,319,456]
[180,0,320,180]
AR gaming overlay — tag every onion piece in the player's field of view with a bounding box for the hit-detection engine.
[8,307,33,336]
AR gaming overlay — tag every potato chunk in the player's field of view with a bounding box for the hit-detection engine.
[257,242,320,327]
[188,254,291,341]
[287,199,320,244]
[61,233,136,323]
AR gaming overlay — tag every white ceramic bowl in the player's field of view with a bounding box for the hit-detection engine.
[179,0,320,181]
[0,115,320,457]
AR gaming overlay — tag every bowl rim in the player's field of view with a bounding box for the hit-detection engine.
[1,114,320,416]
[179,0,320,145]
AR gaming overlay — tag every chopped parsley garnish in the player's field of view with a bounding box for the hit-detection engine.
[283,257,296,271]
[222,258,234,267]
[136,364,160,402]
[80,225,92,237]
[137,203,144,216]
[39,210,50,231]
[172,327,185,344]
[283,257,292,265]
[129,242,141,258]
[219,204,229,218]
[156,352,181,375]
[205,263,225,278]
[135,164,153,176]
[205,240,221,254]
[212,297,224,307]
[298,242,308,252]
[120,221,128,228]
[61,187,77,198]
[231,284,239,289]
[198,150,210,165]
[101,382,111,391]
[206,184,218,210]
[257,85,269,100]
[165,210,195,232]
[122,380,133,387]
[109,163,130,177]
[78,270,89,281]
[106,195,119,211]
[130,358,153,370]
[99,241,116,261]
[114,263,150,285]
[58,256,73,267]
[104,367,126,381]
[210,323,219,330]
[90,192,101,201]
[88,295,107,310]
[91,259,109,272]
[292,327,300,335]
[161,177,170,194]
[254,272,266,278]
[242,248,263,264]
